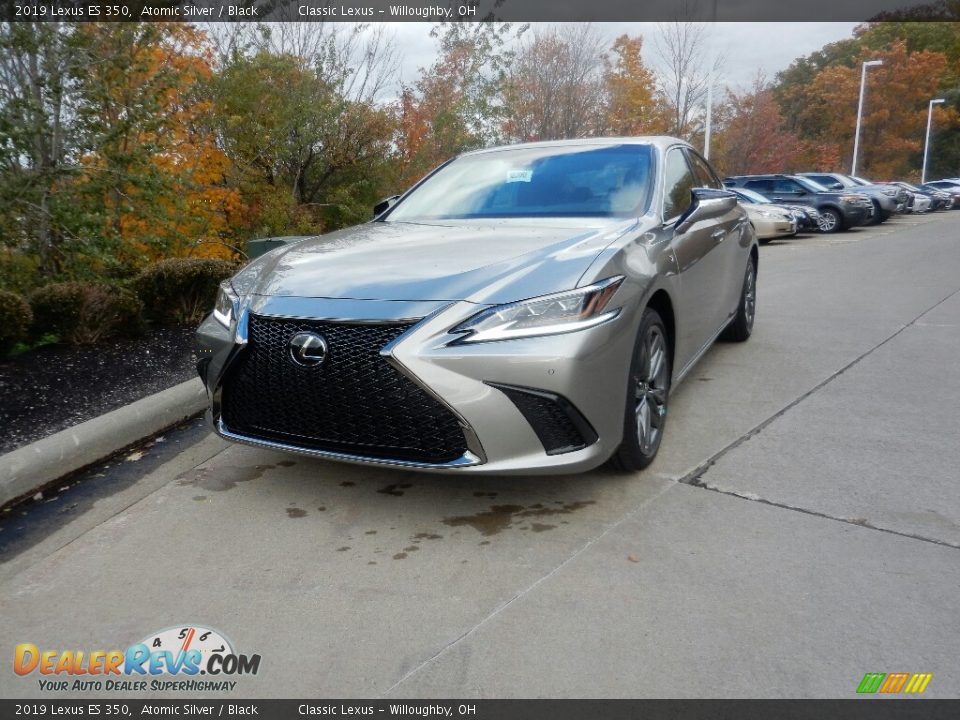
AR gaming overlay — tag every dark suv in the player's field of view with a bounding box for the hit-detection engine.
[799,172,902,223]
[724,174,873,233]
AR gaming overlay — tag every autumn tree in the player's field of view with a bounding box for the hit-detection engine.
[654,20,719,141]
[394,21,520,186]
[712,76,840,176]
[603,34,669,136]
[791,42,955,178]
[0,21,87,281]
[500,25,607,142]
[73,23,240,270]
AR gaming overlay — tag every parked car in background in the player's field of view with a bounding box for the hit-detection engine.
[799,172,900,224]
[921,182,960,208]
[724,174,872,233]
[197,137,759,475]
[729,187,815,236]
[848,175,912,214]
[891,181,953,211]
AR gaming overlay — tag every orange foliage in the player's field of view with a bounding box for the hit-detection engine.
[795,41,958,178]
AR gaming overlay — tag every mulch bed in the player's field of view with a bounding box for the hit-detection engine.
[0,327,199,454]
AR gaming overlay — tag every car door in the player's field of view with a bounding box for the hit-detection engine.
[685,149,745,325]
[664,147,732,372]
[768,177,814,208]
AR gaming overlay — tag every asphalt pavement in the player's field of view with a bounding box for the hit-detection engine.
[2,213,958,699]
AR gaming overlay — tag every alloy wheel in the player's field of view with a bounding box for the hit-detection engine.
[744,262,756,331]
[817,210,839,232]
[635,327,669,455]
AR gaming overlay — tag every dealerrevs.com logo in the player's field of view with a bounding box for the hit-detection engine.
[14,625,261,693]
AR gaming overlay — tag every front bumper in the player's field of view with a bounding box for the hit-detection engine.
[840,203,871,226]
[196,295,635,475]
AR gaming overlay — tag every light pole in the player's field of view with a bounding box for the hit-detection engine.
[703,0,718,159]
[851,59,883,177]
[922,98,945,184]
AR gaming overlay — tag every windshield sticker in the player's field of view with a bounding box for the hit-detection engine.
[506,169,533,183]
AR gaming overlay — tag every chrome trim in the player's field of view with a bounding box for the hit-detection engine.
[234,306,250,346]
[215,419,482,469]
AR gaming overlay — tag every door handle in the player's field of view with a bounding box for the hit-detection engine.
[711,229,726,242]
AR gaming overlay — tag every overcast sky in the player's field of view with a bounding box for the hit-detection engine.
[384,22,860,94]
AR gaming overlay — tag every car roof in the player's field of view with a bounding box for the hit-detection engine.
[460,136,689,157]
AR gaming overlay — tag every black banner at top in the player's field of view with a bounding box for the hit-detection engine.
[3,0,960,23]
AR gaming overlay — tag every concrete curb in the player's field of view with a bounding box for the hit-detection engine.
[0,378,208,507]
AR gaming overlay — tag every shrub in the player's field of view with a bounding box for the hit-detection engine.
[28,282,144,345]
[133,258,237,326]
[0,290,33,357]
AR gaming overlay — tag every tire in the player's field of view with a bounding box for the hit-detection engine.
[720,255,757,343]
[611,308,671,472]
[869,200,883,225]
[817,207,843,233]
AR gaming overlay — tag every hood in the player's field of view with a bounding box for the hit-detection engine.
[234,218,638,305]
[744,204,792,220]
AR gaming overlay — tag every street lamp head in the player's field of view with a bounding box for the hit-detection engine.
[931,98,945,105]
[863,60,884,67]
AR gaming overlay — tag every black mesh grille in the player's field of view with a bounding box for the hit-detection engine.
[221,315,468,463]
[492,384,597,456]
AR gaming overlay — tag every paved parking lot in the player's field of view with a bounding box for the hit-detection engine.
[2,214,959,698]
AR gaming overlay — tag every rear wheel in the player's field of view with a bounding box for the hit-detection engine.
[611,309,671,472]
[817,207,842,233]
[721,256,757,343]
[869,200,883,225]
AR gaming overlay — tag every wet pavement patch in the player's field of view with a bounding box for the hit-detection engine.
[340,481,355,487]
[377,483,413,496]
[286,507,307,518]
[412,532,442,540]
[393,552,407,560]
[277,460,296,467]
[443,501,596,537]
[176,464,274,492]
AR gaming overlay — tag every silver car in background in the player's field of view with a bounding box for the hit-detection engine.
[196,137,759,475]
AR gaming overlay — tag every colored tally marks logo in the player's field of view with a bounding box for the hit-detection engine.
[857,672,933,694]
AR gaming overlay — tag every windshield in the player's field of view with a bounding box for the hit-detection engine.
[735,188,771,204]
[791,176,830,193]
[385,144,654,221]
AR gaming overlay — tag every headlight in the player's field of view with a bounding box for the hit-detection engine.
[451,276,624,344]
[213,281,239,327]
[840,194,862,203]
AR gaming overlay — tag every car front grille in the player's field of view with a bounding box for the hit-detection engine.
[221,315,469,464]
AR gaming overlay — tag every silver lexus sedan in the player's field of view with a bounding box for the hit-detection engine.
[196,137,758,475]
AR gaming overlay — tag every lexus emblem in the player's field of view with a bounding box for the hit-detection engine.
[288,332,328,368]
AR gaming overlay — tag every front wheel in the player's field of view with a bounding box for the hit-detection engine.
[817,207,842,233]
[611,309,671,472]
[721,256,757,342]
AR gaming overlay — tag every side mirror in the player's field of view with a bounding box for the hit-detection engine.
[676,188,738,234]
[373,195,401,218]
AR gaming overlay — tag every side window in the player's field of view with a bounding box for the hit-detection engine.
[773,177,801,193]
[744,179,773,194]
[662,148,695,221]
[686,150,722,189]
